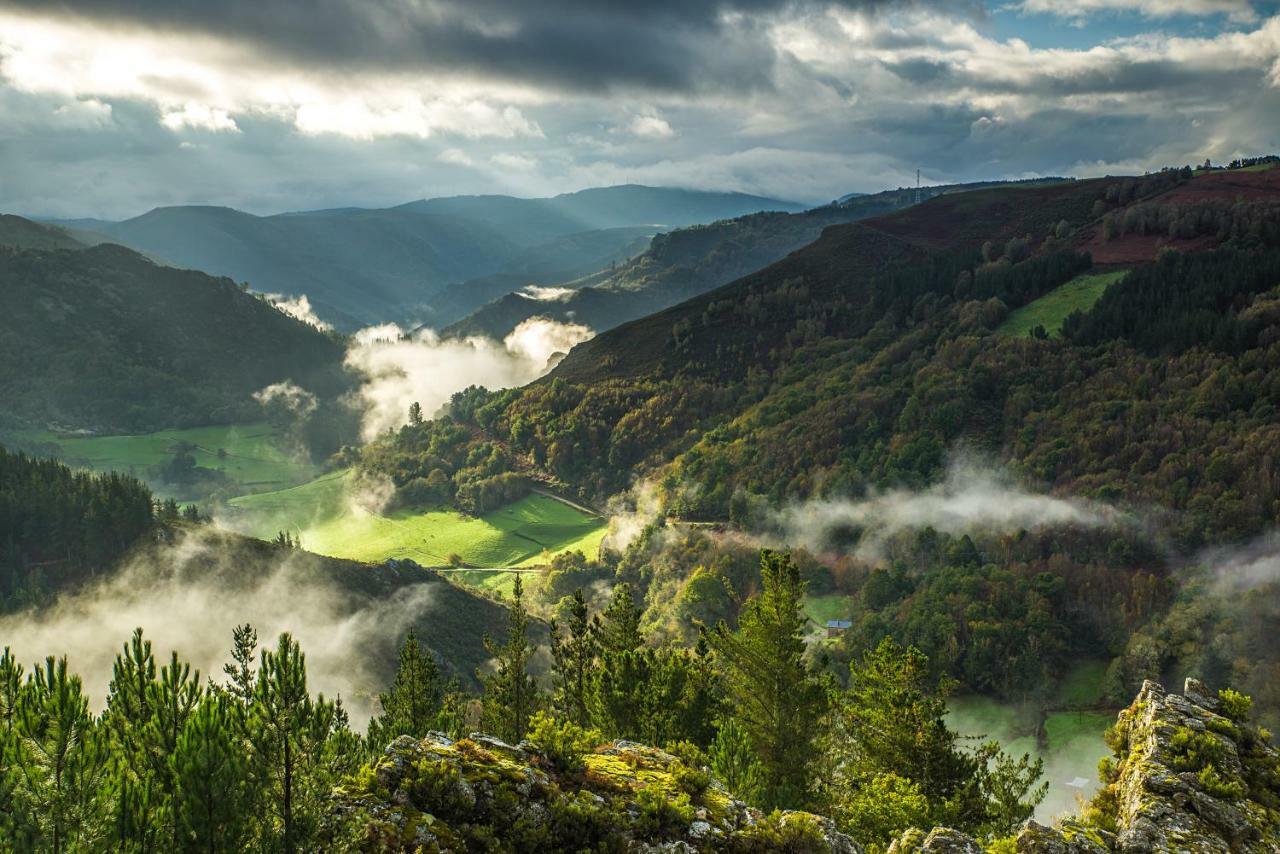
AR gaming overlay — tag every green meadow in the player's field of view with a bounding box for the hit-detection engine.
[947,659,1115,820]
[1,422,317,501]
[225,469,606,569]
[998,270,1128,339]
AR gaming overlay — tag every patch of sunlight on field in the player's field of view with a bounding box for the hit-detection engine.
[225,471,605,569]
[998,270,1128,339]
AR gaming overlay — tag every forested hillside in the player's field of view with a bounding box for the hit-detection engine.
[358,164,1280,721]
[447,178,1067,340]
[0,237,351,433]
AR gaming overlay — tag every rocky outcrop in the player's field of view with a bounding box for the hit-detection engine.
[328,732,860,852]
[890,677,1280,854]
[333,678,1279,852]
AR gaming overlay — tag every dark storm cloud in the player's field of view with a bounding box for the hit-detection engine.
[0,0,971,93]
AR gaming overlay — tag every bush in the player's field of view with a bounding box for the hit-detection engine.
[634,783,695,836]
[526,712,602,773]
[1218,688,1253,723]
[1169,726,1227,772]
[1197,763,1246,800]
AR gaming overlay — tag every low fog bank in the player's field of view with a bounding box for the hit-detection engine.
[0,530,435,727]
[1197,532,1280,594]
[765,458,1128,561]
[345,316,592,440]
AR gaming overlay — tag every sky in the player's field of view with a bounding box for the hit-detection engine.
[1,0,1279,218]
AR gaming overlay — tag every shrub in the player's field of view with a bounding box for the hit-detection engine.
[1197,763,1246,800]
[1218,688,1253,723]
[635,783,695,836]
[526,712,603,773]
[1169,726,1227,772]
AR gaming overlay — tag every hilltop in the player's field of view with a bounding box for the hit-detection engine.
[0,233,350,433]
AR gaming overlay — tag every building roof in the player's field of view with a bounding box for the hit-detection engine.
[825,620,852,629]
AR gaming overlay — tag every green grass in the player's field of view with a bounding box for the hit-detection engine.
[224,470,605,570]
[1056,660,1109,708]
[803,594,853,630]
[948,695,1113,820]
[1,422,317,501]
[997,271,1128,339]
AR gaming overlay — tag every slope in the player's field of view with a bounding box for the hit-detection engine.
[0,234,350,433]
[446,179,1071,341]
[85,205,520,330]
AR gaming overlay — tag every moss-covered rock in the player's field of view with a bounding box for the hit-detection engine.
[332,679,1280,852]
[883,678,1279,854]
[328,732,859,852]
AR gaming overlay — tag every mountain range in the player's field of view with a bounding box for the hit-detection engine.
[48,185,802,330]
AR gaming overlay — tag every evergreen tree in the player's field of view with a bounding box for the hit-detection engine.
[12,657,111,853]
[549,589,596,726]
[247,632,332,853]
[171,693,247,852]
[820,637,1046,844]
[708,718,765,805]
[222,623,258,706]
[594,583,643,654]
[705,550,824,810]
[367,629,446,746]
[480,576,539,743]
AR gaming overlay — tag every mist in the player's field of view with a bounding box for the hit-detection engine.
[264,292,333,331]
[0,529,435,727]
[1197,532,1280,594]
[345,316,593,440]
[766,458,1127,561]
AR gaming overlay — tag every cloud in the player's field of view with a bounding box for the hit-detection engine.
[2,1,1280,217]
[628,112,676,139]
[769,457,1127,560]
[160,102,239,132]
[263,293,333,330]
[345,317,593,440]
[0,529,435,726]
[1012,0,1258,23]
[520,285,576,301]
[1197,533,1280,594]
[253,380,319,418]
[0,1,923,95]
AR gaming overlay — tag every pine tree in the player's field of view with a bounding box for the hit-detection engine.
[171,693,247,852]
[222,623,258,706]
[480,576,539,743]
[13,657,111,853]
[705,550,824,810]
[550,589,596,726]
[822,637,1046,843]
[367,629,446,746]
[594,583,643,654]
[248,633,315,853]
[708,718,765,805]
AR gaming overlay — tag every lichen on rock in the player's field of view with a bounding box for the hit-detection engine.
[327,731,860,852]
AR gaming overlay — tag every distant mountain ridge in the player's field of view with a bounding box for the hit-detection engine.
[446,178,1068,340]
[38,185,801,331]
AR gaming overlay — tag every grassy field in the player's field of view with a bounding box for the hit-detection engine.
[224,470,605,570]
[1056,660,1109,708]
[803,594,854,632]
[0,422,317,501]
[998,270,1128,339]
[947,695,1113,820]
